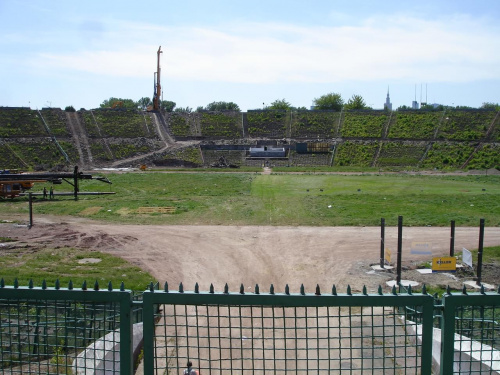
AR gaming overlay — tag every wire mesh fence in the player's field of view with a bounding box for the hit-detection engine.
[0,282,133,375]
[441,291,500,374]
[142,285,434,374]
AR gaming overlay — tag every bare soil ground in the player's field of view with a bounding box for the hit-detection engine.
[1,215,500,293]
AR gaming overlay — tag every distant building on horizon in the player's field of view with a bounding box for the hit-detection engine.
[412,100,419,109]
[384,88,392,111]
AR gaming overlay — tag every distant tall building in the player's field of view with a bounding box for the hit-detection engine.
[412,101,419,109]
[384,88,392,111]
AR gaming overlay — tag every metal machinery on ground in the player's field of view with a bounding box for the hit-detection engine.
[0,166,112,199]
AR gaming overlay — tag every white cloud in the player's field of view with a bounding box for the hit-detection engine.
[34,14,500,84]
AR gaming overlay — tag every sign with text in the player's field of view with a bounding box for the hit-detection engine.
[411,242,433,255]
[432,256,457,272]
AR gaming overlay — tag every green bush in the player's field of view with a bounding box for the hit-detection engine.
[341,111,387,137]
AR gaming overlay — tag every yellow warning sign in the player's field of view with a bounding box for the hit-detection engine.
[385,248,391,264]
[432,256,456,272]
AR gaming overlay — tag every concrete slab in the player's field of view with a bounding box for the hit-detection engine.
[416,269,433,274]
[386,280,419,288]
[371,265,394,271]
[463,280,496,291]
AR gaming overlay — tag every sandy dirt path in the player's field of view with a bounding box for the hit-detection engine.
[2,216,499,293]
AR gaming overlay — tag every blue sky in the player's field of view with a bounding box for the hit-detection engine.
[1,0,499,111]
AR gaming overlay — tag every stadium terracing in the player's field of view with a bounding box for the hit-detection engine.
[0,107,498,171]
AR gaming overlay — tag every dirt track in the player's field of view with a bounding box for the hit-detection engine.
[2,215,499,293]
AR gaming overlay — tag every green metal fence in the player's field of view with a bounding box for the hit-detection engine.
[142,283,435,374]
[0,280,133,375]
[441,287,500,374]
[2,280,500,374]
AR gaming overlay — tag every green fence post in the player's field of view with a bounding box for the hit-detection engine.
[120,291,134,375]
[143,290,156,375]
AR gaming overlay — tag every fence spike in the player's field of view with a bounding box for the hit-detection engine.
[285,284,290,295]
[42,280,47,290]
[240,284,244,294]
[422,284,427,295]
[315,284,321,296]
[462,285,468,295]
[255,284,260,294]
[0,278,4,288]
[300,284,305,295]
[55,279,61,290]
[179,282,184,293]
[391,285,397,295]
[347,285,352,295]
[14,278,19,289]
[407,285,412,295]
[195,283,199,294]
[164,282,169,293]
[224,283,229,294]
[270,284,275,295]
[108,281,113,291]
[82,280,87,291]
[94,280,99,291]
[120,281,125,291]
[149,282,155,292]
[210,284,214,294]
[497,285,500,294]
[29,279,34,289]
[480,285,485,295]
[68,280,73,290]
[332,285,337,296]
[362,285,367,295]
[378,285,383,295]
[446,285,452,295]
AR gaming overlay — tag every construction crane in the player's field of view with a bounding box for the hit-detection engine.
[152,46,163,111]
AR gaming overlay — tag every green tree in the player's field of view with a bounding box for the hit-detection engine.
[100,97,137,109]
[397,105,412,111]
[160,100,176,112]
[64,106,76,112]
[204,101,240,111]
[174,106,193,113]
[267,99,292,110]
[344,94,367,110]
[137,97,152,110]
[313,92,343,111]
[481,102,500,111]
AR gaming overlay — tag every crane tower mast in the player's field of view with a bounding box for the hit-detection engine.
[153,46,163,111]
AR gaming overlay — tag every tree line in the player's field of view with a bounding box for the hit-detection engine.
[97,94,499,113]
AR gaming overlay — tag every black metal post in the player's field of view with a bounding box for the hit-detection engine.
[28,193,33,229]
[396,216,403,284]
[73,166,79,201]
[476,218,485,286]
[450,220,455,257]
[380,218,385,268]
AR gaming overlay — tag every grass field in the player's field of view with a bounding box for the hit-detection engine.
[2,172,499,227]
[0,246,153,290]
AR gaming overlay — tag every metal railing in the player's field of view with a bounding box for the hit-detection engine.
[0,280,133,374]
[1,280,500,374]
[142,283,434,374]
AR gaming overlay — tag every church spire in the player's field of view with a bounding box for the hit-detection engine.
[384,87,392,111]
